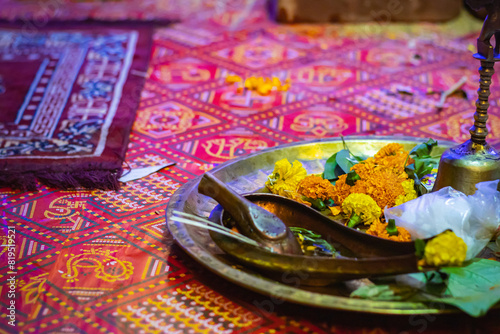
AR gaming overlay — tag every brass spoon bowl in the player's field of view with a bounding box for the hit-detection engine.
[209,193,420,286]
[198,172,302,255]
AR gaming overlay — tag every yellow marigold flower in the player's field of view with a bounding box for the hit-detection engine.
[244,76,259,90]
[271,76,281,88]
[265,159,307,198]
[366,221,412,242]
[278,83,290,91]
[342,193,381,225]
[395,179,418,206]
[297,175,335,201]
[423,231,467,267]
[257,83,273,96]
[225,74,242,84]
[329,206,341,216]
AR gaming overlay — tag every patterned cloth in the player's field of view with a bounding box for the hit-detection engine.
[0,24,152,190]
[1,4,500,334]
[0,0,251,22]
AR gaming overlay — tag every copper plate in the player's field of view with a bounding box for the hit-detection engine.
[166,136,458,315]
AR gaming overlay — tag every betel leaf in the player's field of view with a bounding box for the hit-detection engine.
[409,138,438,158]
[350,284,417,301]
[350,260,500,317]
[323,149,357,180]
[345,170,360,186]
[340,136,366,162]
[407,259,500,317]
[336,149,356,174]
[323,151,343,180]
[440,259,500,298]
[405,138,439,195]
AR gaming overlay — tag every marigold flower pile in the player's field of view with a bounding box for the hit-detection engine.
[265,143,418,242]
[226,74,290,95]
[332,143,417,210]
[265,141,468,261]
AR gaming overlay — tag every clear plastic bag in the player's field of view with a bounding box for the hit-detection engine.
[385,180,500,260]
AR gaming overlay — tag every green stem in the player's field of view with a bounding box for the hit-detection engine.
[308,198,326,211]
[347,213,362,228]
[386,219,399,236]
[415,239,426,258]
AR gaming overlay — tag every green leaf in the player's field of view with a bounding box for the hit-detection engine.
[440,259,500,298]
[336,149,356,174]
[431,286,500,317]
[405,139,440,196]
[350,284,417,301]
[411,259,500,317]
[410,138,438,158]
[307,198,326,211]
[340,136,366,162]
[345,170,360,186]
[290,227,336,257]
[323,149,360,180]
[323,152,338,180]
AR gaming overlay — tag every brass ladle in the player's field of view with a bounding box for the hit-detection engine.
[198,172,303,255]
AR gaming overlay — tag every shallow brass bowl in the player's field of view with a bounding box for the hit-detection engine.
[166,136,456,314]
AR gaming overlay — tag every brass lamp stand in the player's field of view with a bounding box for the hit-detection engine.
[433,1,500,195]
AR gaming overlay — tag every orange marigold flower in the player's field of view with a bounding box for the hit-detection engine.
[333,168,408,210]
[297,175,335,201]
[332,143,415,210]
[366,221,412,242]
[375,143,405,159]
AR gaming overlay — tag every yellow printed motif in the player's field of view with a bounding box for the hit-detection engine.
[62,248,133,283]
[116,283,261,334]
[0,235,8,257]
[44,194,88,225]
[290,113,348,137]
[19,273,49,305]
[201,138,268,160]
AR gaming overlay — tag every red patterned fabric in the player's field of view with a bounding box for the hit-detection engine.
[0,24,152,190]
[1,4,500,334]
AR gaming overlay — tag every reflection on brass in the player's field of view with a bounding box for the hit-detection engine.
[433,6,500,194]
[198,172,302,255]
[433,140,500,195]
[166,136,459,314]
[209,193,420,286]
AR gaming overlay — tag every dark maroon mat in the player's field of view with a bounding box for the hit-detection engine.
[0,23,152,190]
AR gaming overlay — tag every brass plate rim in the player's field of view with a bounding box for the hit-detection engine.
[166,135,460,315]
